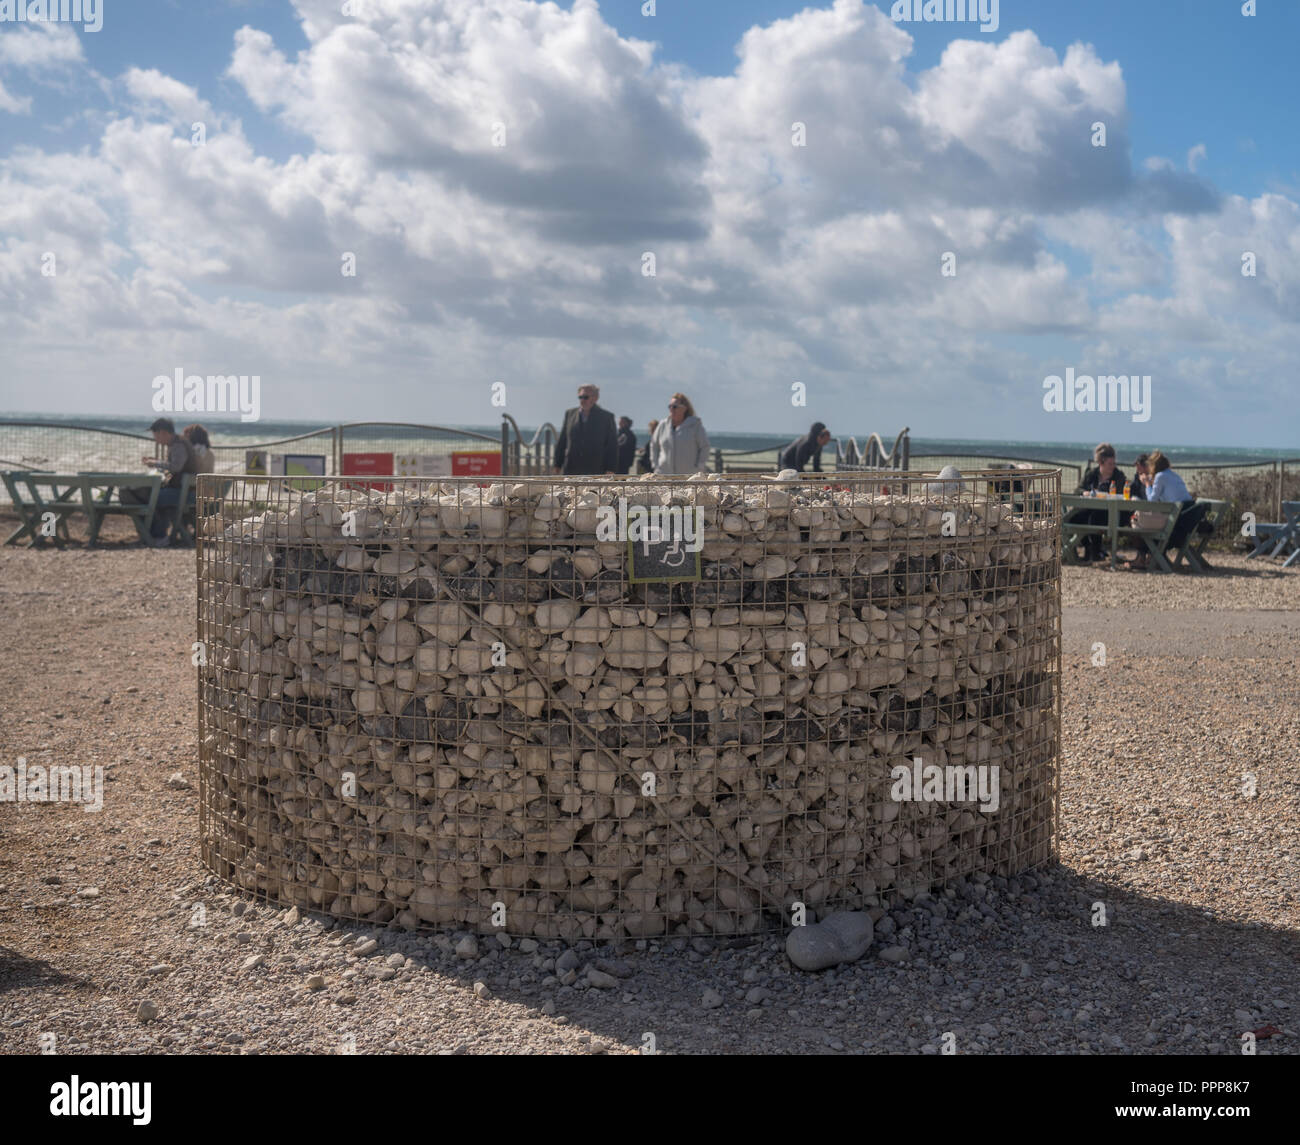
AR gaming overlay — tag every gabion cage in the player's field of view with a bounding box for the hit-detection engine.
[197,470,1061,940]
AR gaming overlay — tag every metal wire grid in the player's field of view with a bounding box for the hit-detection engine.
[0,421,162,488]
[209,428,339,479]
[196,470,1061,939]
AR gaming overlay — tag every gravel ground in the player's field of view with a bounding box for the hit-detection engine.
[1,538,1296,1055]
[1062,550,1299,610]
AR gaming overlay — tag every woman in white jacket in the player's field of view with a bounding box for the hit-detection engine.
[651,392,711,475]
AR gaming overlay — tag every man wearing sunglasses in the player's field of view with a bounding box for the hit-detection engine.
[553,384,619,475]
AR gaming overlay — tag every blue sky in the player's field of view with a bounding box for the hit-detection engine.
[19,1,1299,198]
[1,0,1297,447]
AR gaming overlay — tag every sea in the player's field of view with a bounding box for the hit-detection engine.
[1,412,1292,469]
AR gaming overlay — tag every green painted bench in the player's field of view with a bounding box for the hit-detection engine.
[1167,498,1228,572]
[1061,494,1184,573]
[75,473,164,546]
[2,471,81,546]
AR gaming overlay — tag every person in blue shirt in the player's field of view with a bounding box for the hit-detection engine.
[1145,450,1191,503]
[1127,450,1201,570]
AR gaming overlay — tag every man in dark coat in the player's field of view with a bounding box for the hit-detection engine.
[553,384,619,475]
[779,421,831,472]
[616,416,637,475]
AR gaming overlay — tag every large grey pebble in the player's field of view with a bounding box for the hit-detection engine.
[820,911,873,960]
[786,924,845,972]
[593,958,633,979]
[786,911,874,971]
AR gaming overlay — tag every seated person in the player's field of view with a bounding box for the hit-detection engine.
[1150,450,1207,548]
[1130,453,1150,499]
[183,423,216,474]
[1078,442,1135,496]
[1125,450,1200,570]
[121,417,200,547]
[1072,444,1133,560]
[1145,449,1191,505]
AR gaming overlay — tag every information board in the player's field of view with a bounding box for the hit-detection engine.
[451,451,502,477]
[284,454,327,491]
[245,451,284,476]
[342,452,394,491]
[395,454,452,478]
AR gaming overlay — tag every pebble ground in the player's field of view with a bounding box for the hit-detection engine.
[1,538,1295,1055]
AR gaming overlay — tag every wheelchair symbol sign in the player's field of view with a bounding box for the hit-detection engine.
[628,522,701,584]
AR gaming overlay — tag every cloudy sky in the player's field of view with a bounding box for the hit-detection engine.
[0,0,1297,447]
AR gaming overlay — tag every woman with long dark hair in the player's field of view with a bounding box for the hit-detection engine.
[183,423,215,474]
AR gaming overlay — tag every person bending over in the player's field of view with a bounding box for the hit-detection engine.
[779,422,831,473]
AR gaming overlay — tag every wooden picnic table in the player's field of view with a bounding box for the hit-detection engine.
[1283,502,1300,568]
[2,471,162,547]
[1168,498,1228,572]
[1061,493,1183,573]
[2,471,82,546]
[76,472,165,545]
[1247,500,1300,568]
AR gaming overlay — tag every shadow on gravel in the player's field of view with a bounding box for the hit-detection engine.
[291,862,1299,1055]
[1186,561,1294,580]
[0,513,171,550]
[0,945,87,995]
[1074,559,1293,581]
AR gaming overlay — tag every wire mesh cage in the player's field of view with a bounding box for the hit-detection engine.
[197,469,1061,940]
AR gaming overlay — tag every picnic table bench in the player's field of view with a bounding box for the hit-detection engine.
[1246,500,1300,568]
[2,471,163,547]
[2,471,83,546]
[1167,497,1228,572]
[76,472,169,545]
[3,469,218,547]
[1061,494,1184,573]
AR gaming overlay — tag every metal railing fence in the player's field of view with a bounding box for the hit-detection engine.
[209,428,341,477]
[3,419,1294,534]
[714,428,911,475]
[0,420,163,485]
[0,420,511,502]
